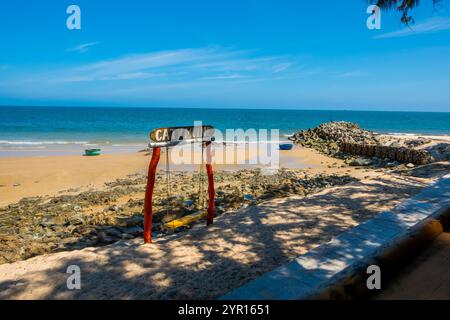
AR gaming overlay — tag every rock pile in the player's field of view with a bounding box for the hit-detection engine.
[289,121,379,156]
[290,121,434,165]
[425,143,450,162]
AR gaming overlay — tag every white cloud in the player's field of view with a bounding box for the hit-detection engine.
[0,46,345,102]
[333,71,367,78]
[66,42,99,53]
[375,16,450,39]
[100,72,159,81]
[203,73,245,80]
[34,47,301,84]
[272,62,294,73]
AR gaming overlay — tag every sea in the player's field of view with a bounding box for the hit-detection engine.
[0,106,449,157]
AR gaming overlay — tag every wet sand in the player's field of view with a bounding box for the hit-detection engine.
[0,153,149,207]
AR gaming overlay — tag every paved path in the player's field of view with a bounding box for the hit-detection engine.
[222,174,450,300]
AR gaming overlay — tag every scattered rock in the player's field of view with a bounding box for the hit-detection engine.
[0,169,358,265]
[68,213,84,225]
[104,205,120,213]
[348,157,373,167]
[386,161,400,167]
[405,138,431,148]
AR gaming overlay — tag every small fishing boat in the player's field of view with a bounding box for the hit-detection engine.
[279,143,293,151]
[84,149,101,156]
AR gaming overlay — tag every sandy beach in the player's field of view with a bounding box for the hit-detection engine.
[1,124,449,299]
[0,144,368,207]
[0,164,447,299]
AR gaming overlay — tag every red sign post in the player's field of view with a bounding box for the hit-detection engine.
[143,126,215,243]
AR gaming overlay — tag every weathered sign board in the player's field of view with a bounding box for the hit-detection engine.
[150,125,214,143]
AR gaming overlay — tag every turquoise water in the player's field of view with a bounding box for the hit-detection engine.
[0,107,449,151]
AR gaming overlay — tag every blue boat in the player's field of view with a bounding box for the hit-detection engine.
[279,143,293,150]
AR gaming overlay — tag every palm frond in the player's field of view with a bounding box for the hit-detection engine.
[369,0,421,10]
[368,0,442,25]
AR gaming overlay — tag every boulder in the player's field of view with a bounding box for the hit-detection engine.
[349,157,373,167]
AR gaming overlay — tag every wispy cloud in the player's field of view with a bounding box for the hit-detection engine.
[272,62,294,73]
[375,16,450,39]
[203,73,245,80]
[66,42,99,53]
[333,71,367,78]
[33,47,299,84]
[0,46,334,103]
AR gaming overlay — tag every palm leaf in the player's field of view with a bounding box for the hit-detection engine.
[368,0,442,24]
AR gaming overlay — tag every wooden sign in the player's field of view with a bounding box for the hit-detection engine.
[150,125,214,143]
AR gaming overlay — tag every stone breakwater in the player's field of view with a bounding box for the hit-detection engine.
[289,121,379,156]
[339,142,433,165]
[290,121,434,164]
[0,169,357,265]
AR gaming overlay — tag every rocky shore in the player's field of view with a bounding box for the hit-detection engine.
[289,121,447,166]
[289,121,379,156]
[0,169,356,265]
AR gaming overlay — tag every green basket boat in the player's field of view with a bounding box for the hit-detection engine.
[84,149,101,156]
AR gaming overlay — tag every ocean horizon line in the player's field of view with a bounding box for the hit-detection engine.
[1,105,449,114]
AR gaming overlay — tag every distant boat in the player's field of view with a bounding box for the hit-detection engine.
[84,149,101,156]
[279,144,293,150]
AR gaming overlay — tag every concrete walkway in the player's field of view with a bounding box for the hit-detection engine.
[222,174,450,300]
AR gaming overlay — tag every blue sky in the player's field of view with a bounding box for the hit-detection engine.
[0,0,449,111]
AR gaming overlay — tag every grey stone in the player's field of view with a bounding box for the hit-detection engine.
[349,157,373,167]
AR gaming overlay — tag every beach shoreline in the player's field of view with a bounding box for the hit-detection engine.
[1,132,450,156]
[0,144,352,207]
[1,132,449,207]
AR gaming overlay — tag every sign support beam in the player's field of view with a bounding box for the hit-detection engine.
[143,146,161,244]
[143,126,216,244]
